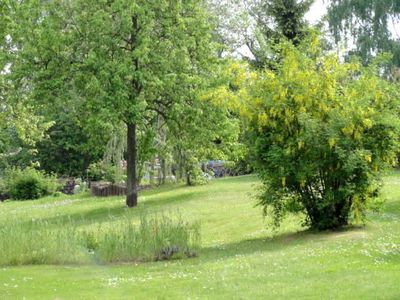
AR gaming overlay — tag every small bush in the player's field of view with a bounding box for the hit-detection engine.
[185,158,211,186]
[188,166,211,186]
[4,167,60,200]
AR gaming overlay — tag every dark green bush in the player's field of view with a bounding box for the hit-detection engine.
[0,177,9,201]
[5,167,60,200]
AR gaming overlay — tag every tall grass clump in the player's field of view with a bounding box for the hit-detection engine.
[83,213,201,263]
[0,213,200,266]
[0,218,89,266]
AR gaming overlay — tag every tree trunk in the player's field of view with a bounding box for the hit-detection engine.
[161,158,166,185]
[157,161,162,186]
[185,167,192,186]
[186,173,192,186]
[126,122,138,207]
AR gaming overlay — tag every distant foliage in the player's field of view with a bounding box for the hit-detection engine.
[184,157,211,186]
[217,37,400,229]
[327,0,400,68]
[228,158,254,176]
[35,116,103,177]
[4,167,60,200]
[87,161,125,184]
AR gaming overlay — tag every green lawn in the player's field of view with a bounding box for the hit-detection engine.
[0,174,399,299]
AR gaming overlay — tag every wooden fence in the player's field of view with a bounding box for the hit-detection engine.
[91,182,126,197]
[90,182,152,197]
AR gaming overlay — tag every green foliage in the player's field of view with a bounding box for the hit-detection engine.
[246,0,313,68]
[327,0,400,68]
[166,58,246,186]
[4,167,60,200]
[0,213,200,266]
[87,161,125,184]
[35,114,104,177]
[257,0,313,45]
[224,38,400,229]
[206,0,312,65]
[86,162,103,182]
[184,158,210,186]
[228,157,254,176]
[0,176,7,199]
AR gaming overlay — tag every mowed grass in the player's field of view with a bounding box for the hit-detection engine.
[0,174,399,299]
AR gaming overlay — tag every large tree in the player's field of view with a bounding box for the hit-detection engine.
[8,0,214,206]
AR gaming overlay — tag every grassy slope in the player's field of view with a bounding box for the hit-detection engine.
[0,174,399,299]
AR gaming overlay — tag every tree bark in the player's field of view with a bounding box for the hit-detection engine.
[126,122,138,207]
[149,158,155,185]
[161,157,166,185]
[185,167,192,186]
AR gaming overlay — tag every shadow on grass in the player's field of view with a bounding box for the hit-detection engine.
[20,190,205,226]
[199,226,366,262]
[382,200,400,214]
[140,183,187,197]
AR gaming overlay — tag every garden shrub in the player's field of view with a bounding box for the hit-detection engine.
[219,37,400,230]
[184,157,212,186]
[4,167,60,200]
[188,165,211,186]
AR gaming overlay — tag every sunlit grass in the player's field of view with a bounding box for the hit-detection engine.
[0,174,399,299]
